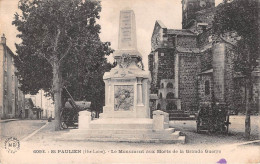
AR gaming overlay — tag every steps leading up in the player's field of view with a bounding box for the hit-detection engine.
[60,118,185,144]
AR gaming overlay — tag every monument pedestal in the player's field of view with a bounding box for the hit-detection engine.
[62,111,185,143]
[62,9,185,144]
[100,57,151,119]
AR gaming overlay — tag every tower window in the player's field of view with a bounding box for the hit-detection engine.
[161,83,164,89]
[166,83,173,88]
[205,80,210,95]
[166,92,175,99]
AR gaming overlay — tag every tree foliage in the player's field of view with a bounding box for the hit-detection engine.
[213,0,259,75]
[213,0,259,139]
[13,0,113,129]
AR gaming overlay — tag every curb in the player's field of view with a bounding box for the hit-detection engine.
[21,122,49,142]
[0,119,19,123]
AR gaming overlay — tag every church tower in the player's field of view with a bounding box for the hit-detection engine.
[182,0,215,29]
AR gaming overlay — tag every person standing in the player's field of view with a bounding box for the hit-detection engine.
[18,109,23,119]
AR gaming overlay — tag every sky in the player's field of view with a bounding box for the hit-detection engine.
[0,0,222,69]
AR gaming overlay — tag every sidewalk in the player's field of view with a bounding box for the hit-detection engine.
[0,119,19,123]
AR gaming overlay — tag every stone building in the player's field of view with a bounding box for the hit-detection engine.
[25,89,55,119]
[24,98,42,119]
[0,34,25,119]
[149,0,260,116]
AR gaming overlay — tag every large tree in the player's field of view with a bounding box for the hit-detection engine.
[213,0,259,139]
[13,0,113,130]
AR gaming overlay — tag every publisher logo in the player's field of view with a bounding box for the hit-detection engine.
[5,137,20,153]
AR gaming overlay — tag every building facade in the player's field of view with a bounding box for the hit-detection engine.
[0,34,25,119]
[25,90,54,119]
[149,0,260,115]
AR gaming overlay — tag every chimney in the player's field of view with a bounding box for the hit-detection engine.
[1,34,6,45]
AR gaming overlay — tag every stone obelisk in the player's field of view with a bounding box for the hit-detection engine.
[114,9,141,58]
[100,9,150,118]
[71,9,185,144]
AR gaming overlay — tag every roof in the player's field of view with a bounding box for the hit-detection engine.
[176,47,200,53]
[156,20,167,29]
[199,69,213,75]
[167,29,196,36]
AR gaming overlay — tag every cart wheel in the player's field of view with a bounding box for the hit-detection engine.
[225,123,229,134]
[226,115,230,134]
[61,122,68,129]
[196,120,201,133]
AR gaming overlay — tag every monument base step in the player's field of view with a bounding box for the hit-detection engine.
[58,136,185,144]
[60,118,185,144]
[88,118,169,129]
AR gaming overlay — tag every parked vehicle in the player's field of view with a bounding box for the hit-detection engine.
[196,102,231,134]
[60,86,91,129]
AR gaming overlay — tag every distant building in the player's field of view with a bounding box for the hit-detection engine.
[25,90,54,118]
[24,98,42,119]
[0,34,25,119]
[149,0,260,116]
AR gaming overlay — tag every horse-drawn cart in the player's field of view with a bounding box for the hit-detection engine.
[196,102,231,134]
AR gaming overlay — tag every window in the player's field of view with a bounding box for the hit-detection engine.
[166,82,173,88]
[159,93,162,99]
[161,83,164,89]
[166,103,177,111]
[205,80,210,95]
[4,76,7,84]
[166,92,175,99]
[157,103,161,110]
[4,54,7,71]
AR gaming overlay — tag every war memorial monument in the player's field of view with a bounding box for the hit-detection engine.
[65,9,185,144]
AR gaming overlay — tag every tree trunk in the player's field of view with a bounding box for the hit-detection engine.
[245,76,253,140]
[53,60,62,131]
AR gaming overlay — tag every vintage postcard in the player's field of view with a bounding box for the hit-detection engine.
[0,0,259,163]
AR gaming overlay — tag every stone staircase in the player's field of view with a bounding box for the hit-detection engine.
[60,112,185,144]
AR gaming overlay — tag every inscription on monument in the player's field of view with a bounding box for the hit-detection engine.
[114,85,134,111]
[120,11,132,42]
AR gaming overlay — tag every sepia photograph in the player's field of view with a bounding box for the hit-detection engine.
[0,0,259,163]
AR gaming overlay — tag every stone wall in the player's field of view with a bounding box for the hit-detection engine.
[0,43,4,118]
[148,53,153,72]
[182,0,215,29]
[178,53,201,111]
[198,74,213,103]
[155,49,175,91]
[195,8,215,28]
[176,36,197,48]
[151,22,167,51]
[200,49,213,72]
[233,77,245,113]
[224,44,236,110]
[212,42,225,103]
[198,29,212,48]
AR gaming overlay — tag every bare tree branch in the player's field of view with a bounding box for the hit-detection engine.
[58,42,73,64]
